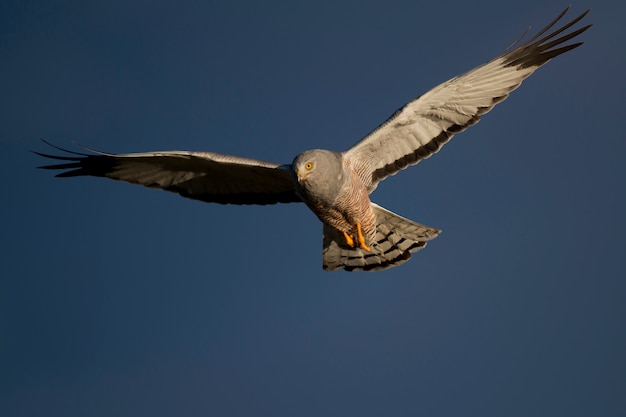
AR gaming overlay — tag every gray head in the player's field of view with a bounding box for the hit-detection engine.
[292,149,345,202]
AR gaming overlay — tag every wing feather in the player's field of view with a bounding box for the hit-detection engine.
[344,7,591,189]
[35,140,300,205]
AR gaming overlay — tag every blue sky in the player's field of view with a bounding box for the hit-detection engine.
[1,1,625,416]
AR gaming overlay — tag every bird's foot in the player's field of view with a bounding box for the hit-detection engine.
[342,231,355,248]
[342,224,371,252]
[356,223,371,252]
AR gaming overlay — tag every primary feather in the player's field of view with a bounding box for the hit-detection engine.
[35,140,299,205]
[344,7,591,190]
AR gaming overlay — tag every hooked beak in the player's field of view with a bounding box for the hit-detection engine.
[295,168,310,184]
[279,164,306,184]
[289,165,306,184]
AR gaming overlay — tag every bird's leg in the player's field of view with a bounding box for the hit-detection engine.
[342,231,355,248]
[356,223,371,252]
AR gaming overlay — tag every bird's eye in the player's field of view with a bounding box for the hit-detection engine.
[305,162,314,170]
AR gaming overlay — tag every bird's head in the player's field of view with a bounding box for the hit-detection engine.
[291,149,344,201]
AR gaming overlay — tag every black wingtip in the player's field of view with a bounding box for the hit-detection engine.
[33,139,87,172]
[37,138,91,156]
[33,139,113,177]
[502,7,591,69]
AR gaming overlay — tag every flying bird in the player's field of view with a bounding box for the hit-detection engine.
[36,8,591,271]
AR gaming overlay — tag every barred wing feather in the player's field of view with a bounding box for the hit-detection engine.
[344,7,591,190]
[35,141,300,205]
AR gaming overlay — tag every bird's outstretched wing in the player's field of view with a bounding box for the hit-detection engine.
[344,7,591,190]
[35,140,300,205]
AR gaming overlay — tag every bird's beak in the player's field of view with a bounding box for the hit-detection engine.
[295,168,308,184]
[279,164,296,177]
[279,164,305,184]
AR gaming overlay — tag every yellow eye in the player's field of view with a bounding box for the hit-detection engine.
[305,162,314,170]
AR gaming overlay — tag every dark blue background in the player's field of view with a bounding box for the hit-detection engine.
[2,1,625,416]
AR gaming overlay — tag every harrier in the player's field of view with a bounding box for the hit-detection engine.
[36,8,591,271]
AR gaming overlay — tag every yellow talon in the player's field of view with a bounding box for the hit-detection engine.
[356,223,371,252]
[342,231,355,248]
[342,224,370,251]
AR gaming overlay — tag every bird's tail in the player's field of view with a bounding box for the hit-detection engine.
[322,203,441,271]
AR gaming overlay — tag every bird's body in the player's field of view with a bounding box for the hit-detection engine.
[35,7,591,271]
[292,150,377,244]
